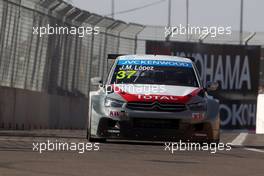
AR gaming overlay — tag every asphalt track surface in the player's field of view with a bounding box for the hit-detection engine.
[0,131,263,176]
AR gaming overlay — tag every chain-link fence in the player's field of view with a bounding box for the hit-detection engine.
[138,25,264,45]
[1,0,264,98]
[0,0,144,97]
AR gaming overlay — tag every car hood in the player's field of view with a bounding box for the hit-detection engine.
[111,84,203,103]
[113,84,199,96]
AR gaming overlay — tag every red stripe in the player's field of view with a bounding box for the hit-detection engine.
[112,85,203,104]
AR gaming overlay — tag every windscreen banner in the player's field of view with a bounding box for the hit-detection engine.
[146,40,261,129]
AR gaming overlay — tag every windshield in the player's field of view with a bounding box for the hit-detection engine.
[110,59,199,87]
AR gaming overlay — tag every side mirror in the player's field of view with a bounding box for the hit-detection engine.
[91,77,103,86]
[205,81,219,91]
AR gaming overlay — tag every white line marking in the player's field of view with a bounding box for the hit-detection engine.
[245,148,264,153]
[231,132,248,146]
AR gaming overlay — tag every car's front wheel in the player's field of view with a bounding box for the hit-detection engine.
[206,115,220,144]
[87,127,106,143]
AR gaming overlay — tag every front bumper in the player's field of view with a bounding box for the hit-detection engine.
[93,108,215,141]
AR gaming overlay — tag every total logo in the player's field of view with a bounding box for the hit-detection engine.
[137,95,179,101]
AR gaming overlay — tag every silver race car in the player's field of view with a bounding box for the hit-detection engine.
[87,55,220,143]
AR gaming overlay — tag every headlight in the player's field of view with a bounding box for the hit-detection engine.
[104,97,125,108]
[188,101,206,111]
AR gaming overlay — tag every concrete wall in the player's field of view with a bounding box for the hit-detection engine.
[0,87,88,129]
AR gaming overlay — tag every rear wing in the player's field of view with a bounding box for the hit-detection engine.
[107,54,125,60]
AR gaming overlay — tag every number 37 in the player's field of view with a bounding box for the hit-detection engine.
[116,70,137,79]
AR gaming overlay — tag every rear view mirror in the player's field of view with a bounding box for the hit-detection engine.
[206,81,219,91]
[91,77,103,86]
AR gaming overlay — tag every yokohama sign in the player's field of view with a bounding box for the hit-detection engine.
[146,41,261,129]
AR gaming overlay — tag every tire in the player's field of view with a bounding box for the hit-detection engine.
[87,127,107,142]
[87,103,107,143]
[87,123,106,143]
[212,115,221,144]
[89,137,106,143]
[205,119,220,145]
[206,138,220,145]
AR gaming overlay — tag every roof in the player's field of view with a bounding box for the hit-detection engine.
[117,55,192,63]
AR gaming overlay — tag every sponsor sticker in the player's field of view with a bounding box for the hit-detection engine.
[109,111,121,117]
[192,113,205,121]
[117,60,192,68]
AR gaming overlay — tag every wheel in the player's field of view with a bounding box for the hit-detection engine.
[87,123,106,143]
[204,118,220,144]
[89,136,106,143]
[87,128,106,143]
[87,103,106,143]
[206,138,220,145]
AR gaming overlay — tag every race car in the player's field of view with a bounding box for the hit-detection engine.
[87,55,220,143]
